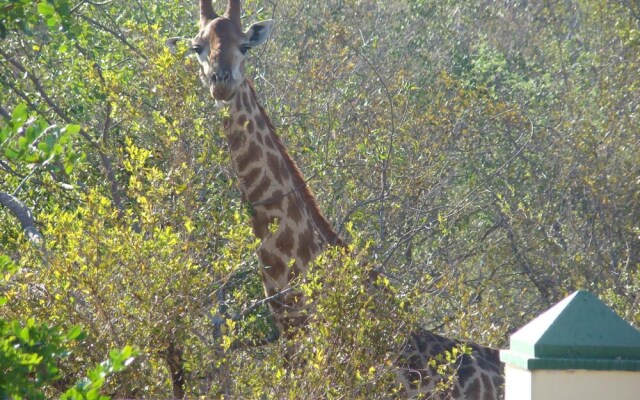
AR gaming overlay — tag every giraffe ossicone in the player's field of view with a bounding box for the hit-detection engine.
[183,1,504,398]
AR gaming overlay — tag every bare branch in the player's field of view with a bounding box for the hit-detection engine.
[162,341,185,400]
[233,287,293,322]
[349,43,397,244]
[0,160,24,178]
[93,63,113,146]
[0,105,10,122]
[336,194,385,236]
[0,49,71,123]
[78,14,144,57]
[0,191,43,244]
[1,50,125,216]
[70,0,114,13]
[0,75,38,111]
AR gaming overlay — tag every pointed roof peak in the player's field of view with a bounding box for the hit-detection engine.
[501,291,640,371]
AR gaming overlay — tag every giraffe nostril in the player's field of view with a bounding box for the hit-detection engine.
[211,70,232,84]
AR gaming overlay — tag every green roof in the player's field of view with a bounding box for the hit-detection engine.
[500,291,640,371]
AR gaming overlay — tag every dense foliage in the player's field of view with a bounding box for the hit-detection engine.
[1,0,638,397]
[0,256,134,400]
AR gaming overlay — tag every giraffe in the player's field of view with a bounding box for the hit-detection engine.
[189,0,343,339]
[181,0,504,398]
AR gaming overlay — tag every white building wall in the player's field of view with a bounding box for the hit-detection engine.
[505,365,640,400]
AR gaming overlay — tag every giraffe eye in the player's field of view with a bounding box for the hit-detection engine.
[240,46,250,55]
[191,44,204,54]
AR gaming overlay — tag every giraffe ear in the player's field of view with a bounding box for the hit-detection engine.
[244,20,274,48]
[165,37,184,54]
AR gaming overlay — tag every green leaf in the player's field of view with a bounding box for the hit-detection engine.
[11,103,29,126]
[38,141,50,153]
[18,136,29,149]
[65,124,81,135]
[0,255,16,273]
[66,325,85,341]
[24,152,40,163]
[0,127,9,143]
[19,326,30,343]
[11,319,22,336]
[53,143,64,155]
[64,162,74,175]
[37,2,56,17]
[46,16,59,28]
[45,134,57,149]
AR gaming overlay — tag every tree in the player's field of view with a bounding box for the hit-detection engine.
[1,0,638,397]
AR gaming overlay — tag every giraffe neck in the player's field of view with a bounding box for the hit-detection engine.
[222,80,342,335]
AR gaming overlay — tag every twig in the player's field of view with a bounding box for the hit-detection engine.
[0,160,25,178]
[78,14,144,58]
[70,0,113,13]
[0,191,43,244]
[0,105,10,122]
[233,287,292,321]
[349,41,396,245]
[0,49,125,216]
[0,75,38,112]
[0,49,71,123]
[336,194,385,236]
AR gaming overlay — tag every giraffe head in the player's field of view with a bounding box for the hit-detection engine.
[191,0,273,101]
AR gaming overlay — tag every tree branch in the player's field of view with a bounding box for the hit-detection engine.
[0,48,71,123]
[78,14,144,57]
[0,191,43,243]
[0,104,10,122]
[350,43,397,245]
[1,50,125,216]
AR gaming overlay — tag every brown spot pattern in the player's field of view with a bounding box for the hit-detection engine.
[255,131,264,145]
[248,175,271,203]
[297,226,314,265]
[251,211,271,239]
[465,378,481,398]
[482,373,494,400]
[241,168,262,191]
[457,362,476,388]
[255,114,266,130]
[264,190,284,210]
[228,130,245,151]
[236,113,247,127]
[236,141,262,172]
[280,159,291,181]
[264,135,276,150]
[242,91,253,114]
[275,226,294,256]
[268,153,284,184]
[258,248,286,279]
[287,197,303,224]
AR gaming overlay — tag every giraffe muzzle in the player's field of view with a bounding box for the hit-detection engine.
[211,69,231,84]
[209,68,238,101]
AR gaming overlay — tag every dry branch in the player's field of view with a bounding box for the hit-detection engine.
[0,191,43,243]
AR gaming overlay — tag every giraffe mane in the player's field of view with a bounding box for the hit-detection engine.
[246,80,344,247]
